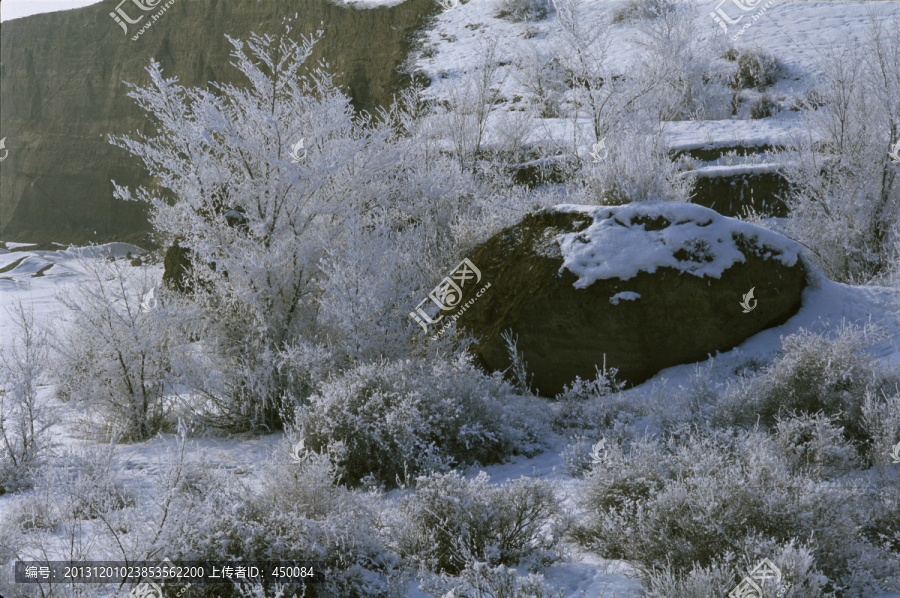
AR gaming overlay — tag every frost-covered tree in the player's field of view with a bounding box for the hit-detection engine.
[0,301,51,493]
[50,253,176,441]
[630,1,732,122]
[776,10,900,284]
[106,24,526,430]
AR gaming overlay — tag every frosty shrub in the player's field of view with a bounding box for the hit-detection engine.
[630,2,732,122]
[553,387,635,437]
[640,562,736,598]
[574,428,898,596]
[573,132,693,206]
[552,365,636,474]
[150,447,390,598]
[0,301,51,494]
[513,48,568,119]
[642,541,826,598]
[647,363,720,438]
[295,355,550,485]
[715,322,898,455]
[109,28,487,433]
[773,411,861,480]
[572,434,666,518]
[6,444,134,539]
[773,13,900,283]
[395,470,563,575]
[724,47,781,90]
[50,255,176,441]
[315,219,461,368]
[497,0,552,22]
[51,445,136,521]
[609,0,674,23]
[861,387,900,467]
[749,93,777,119]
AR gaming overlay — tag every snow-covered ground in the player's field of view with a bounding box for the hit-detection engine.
[2,234,898,598]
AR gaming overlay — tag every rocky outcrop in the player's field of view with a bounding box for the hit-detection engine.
[687,164,790,217]
[455,201,808,396]
[0,0,436,247]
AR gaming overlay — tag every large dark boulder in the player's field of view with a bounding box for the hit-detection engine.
[455,201,808,396]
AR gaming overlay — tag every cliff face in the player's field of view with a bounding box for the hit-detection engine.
[0,0,434,247]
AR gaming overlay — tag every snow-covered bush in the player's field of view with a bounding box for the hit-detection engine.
[109,27,490,432]
[437,36,520,175]
[395,470,563,575]
[773,411,861,480]
[0,301,51,494]
[294,355,549,485]
[50,255,176,441]
[6,445,134,535]
[724,47,781,90]
[548,0,636,144]
[609,0,674,23]
[574,428,898,596]
[571,132,693,205]
[52,445,135,521]
[571,434,666,520]
[497,0,552,22]
[315,219,461,367]
[749,93,777,119]
[715,322,898,455]
[646,363,721,437]
[773,12,900,283]
[513,48,567,119]
[641,542,825,598]
[552,365,635,473]
[150,446,391,598]
[861,387,900,468]
[631,2,732,122]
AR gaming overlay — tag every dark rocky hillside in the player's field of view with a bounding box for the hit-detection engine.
[0,0,435,247]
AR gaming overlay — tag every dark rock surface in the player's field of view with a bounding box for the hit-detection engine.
[0,0,436,247]
[689,165,790,217]
[162,242,193,292]
[455,202,808,396]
